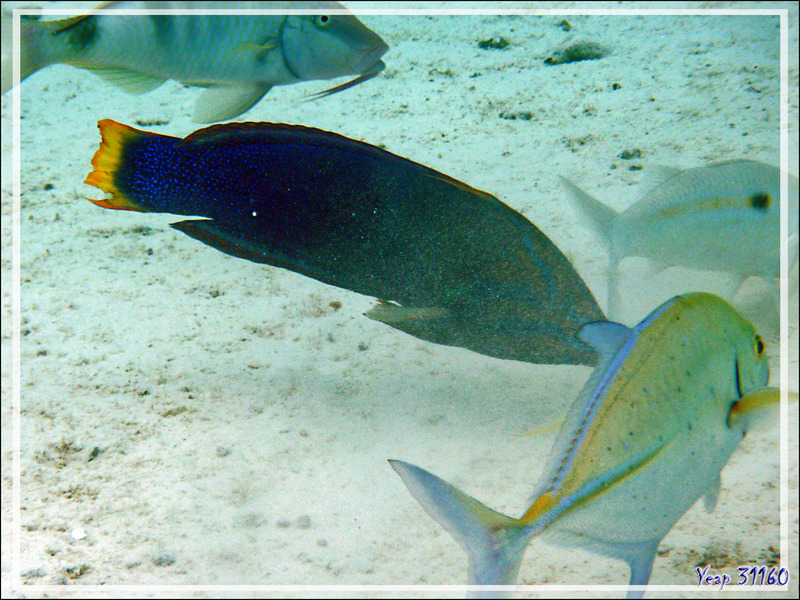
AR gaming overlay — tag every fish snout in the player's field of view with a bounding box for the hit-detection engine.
[353,41,389,74]
[281,14,388,82]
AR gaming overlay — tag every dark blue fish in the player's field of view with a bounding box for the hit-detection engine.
[86,120,605,366]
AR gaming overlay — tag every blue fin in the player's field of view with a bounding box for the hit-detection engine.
[578,321,632,359]
[625,540,660,599]
[389,460,530,588]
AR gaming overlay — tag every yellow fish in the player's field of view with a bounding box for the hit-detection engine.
[391,292,779,597]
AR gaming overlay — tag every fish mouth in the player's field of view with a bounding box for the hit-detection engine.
[356,41,390,74]
[305,59,386,100]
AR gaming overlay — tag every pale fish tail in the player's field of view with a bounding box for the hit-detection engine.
[559,176,623,316]
[389,460,533,597]
[1,14,61,94]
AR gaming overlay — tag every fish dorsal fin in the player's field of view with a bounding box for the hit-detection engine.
[79,65,165,94]
[641,164,683,191]
[422,171,498,203]
[52,2,117,33]
[193,84,272,123]
[578,320,632,360]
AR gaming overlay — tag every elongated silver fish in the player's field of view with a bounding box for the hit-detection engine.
[560,160,799,316]
[1,1,388,122]
[392,292,779,597]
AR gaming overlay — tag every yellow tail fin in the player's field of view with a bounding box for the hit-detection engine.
[84,119,148,212]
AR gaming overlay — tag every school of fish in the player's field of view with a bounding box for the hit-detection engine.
[3,1,790,595]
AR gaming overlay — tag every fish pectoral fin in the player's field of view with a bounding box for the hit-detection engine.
[233,40,279,61]
[80,65,166,94]
[170,219,283,266]
[365,303,450,324]
[727,386,781,431]
[193,84,271,123]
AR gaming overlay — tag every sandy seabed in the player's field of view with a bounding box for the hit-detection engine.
[1,1,799,598]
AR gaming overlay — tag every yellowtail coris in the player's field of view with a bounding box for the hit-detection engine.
[560,160,799,317]
[391,292,779,598]
[1,1,388,122]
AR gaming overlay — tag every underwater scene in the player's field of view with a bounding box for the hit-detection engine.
[1,1,798,596]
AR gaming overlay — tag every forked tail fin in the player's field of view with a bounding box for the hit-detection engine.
[2,15,49,94]
[558,176,619,253]
[559,177,625,315]
[389,460,532,596]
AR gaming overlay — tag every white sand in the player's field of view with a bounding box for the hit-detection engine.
[1,1,798,598]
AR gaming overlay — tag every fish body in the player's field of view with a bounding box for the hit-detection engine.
[3,1,388,122]
[391,292,778,597]
[560,160,799,315]
[85,119,606,366]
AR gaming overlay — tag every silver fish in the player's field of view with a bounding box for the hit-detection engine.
[391,293,778,597]
[560,160,799,316]
[1,1,388,122]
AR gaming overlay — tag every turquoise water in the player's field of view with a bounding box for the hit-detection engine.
[2,3,796,594]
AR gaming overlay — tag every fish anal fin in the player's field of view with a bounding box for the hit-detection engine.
[193,84,271,123]
[52,3,116,35]
[624,540,660,599]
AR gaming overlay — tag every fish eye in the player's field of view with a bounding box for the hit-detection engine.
[754,334,765,358]
[749,192,770,211]
[315,15,331,27]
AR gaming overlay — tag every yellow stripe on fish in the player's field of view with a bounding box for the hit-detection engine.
[560,160,799,318]
[391,293,779,598]
[651,193,769,221]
